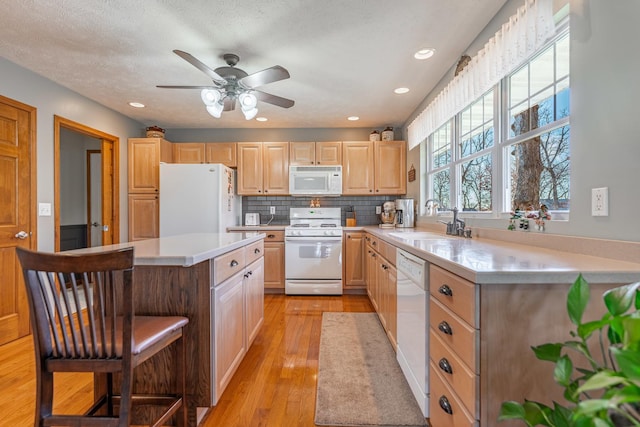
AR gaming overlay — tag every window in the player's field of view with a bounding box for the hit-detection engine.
[425,29,569,217]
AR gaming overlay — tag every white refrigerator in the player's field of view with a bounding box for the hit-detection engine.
[159,163,241,236]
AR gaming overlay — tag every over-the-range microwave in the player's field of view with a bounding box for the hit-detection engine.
[289,165,342,196]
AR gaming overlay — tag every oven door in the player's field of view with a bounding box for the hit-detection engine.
[285,236,342,280]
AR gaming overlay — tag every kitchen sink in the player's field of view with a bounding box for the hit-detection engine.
[388,231,445,240]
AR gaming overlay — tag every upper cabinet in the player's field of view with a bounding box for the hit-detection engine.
[205,142,237,167]
[290,141,342,165]
[173,142,205,163]
[237,142,289,195]
[342,140,406,195]
[127,138,172,193]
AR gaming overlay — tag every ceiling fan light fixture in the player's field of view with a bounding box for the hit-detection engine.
[201,88,221,106]
[239,92,258,109]
[206,102,224,118]
[242,107,258,120]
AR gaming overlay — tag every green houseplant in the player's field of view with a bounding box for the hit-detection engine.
[498,274,640,426]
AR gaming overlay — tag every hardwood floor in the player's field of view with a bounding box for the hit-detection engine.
[0,294,373,426]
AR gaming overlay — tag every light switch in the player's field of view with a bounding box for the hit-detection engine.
[38,203,52,216]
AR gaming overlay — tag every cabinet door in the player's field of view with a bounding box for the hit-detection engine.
[316,141,342,165]
[213,271,246,402]
[377,256,389,330]
[245,257,264,347]
[343,232,366,288]
[128,138,160,193]
[173,142,205,163]
[264,241,285,290]
[237,143,263,195]
[366,246,378,311]
[386,264,397,349]
[374,140,407,194]
[262,142,289,195]
[342,141,374,195]
[289,141,315,165]
[128,193,159,241]
[205,142,236,167]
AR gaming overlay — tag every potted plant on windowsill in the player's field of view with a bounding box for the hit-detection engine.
[498,274,640,426]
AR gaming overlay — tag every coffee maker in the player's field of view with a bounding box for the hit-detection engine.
[394,199,415,228]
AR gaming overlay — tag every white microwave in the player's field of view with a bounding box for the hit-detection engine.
[289,165,342,196]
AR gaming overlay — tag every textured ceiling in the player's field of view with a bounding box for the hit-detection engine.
[0,0,508,129]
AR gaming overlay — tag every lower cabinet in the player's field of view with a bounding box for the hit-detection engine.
[343,231,366,290]
[263,231,285,291]
[128,193,159,241]
[211,241,265,405]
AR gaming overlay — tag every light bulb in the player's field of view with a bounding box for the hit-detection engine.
[239,92,257,110]
[242,107,258,120]
[206,102,223,118]
[201,89,220,106]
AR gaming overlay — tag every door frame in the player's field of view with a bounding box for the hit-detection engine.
[86,149,101,247]
[54,116,120,251]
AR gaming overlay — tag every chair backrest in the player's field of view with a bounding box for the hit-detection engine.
[16,247,134,360]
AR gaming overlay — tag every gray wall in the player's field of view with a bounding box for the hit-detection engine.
[404,0,640,242]
[0,57,143,251]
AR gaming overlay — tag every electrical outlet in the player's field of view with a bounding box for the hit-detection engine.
[375,206,382,215]
[591,187,609,216]
[270,206,276,215]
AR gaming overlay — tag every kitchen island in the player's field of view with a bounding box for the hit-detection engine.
[68,232,266,426]
[360,226,640,426]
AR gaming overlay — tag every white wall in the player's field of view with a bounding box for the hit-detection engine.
[403,0,640,242]
[0,57,143,251]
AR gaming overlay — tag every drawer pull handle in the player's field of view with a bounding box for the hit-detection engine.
[439,396,453,415]
[438,284,453,296]
[438,321,453,335]
[254,248,261,254]
[230,260,239,267]
[438,358,453,374]
[267,234,276,238]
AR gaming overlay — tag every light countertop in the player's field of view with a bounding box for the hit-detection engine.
[364,227,640,285]
[65,232,265,267]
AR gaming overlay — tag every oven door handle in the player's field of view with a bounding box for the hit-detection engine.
[285,237,343,244]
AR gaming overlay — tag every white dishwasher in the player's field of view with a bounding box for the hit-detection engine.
[396,248,428,417]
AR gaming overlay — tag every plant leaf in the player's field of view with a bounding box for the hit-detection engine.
[498,401,527,421]
[576,398,616,415]
[577,370,626,393]
[554,355,574,387]
[533,343,563,362]
[611,347,640,381]
[568,274,591,326]
[621,316,640,348]
[577,318,609,341]
[549,402,572,427]
[603,282,640,316]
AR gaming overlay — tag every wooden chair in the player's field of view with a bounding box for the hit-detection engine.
[16,246,189,427]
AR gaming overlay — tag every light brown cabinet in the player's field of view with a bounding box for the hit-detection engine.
[342,141,407,195]
[127,137,172,241]
[343,231,366,290]
[237,142,289,195]
[263,231,285,291]
[205,142,237,167]
[173,142,205,163]
[289,141,342,165]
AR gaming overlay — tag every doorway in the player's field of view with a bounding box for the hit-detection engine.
[54,116,120,251]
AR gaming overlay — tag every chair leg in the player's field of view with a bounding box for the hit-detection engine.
[176,333,187,427]
[118,366,134,427]
[36,370,54,427]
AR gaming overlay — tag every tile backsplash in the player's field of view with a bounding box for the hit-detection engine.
[241,196,395,226]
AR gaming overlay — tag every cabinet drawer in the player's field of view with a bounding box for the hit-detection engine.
[365,233,379,251]
[430,298,477,371]
[429,360,476,427]
[214,247,246,284]
[261,230,284,242]
[430,265,477,327]
[245,239,264,266]
[430,329,478,416]
[377,239,396,266]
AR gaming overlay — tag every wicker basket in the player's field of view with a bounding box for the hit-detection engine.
[145,126,165,138]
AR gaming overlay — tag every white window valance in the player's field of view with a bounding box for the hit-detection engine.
[407,0,556,150]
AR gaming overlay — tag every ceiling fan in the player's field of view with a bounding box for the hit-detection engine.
[157,50,294,120]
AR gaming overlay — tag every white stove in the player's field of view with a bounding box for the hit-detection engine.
[285,208,343,295]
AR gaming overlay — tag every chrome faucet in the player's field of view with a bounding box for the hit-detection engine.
[441,207,471,238]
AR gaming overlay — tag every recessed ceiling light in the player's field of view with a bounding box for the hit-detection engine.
[347,116,359,121]
[129,102,145,108]
[256,117,268,122]
[414,48,436,60]
[394,87,410,94]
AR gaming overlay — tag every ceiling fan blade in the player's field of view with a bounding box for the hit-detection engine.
[173,50,228,86]
[223,97,236,111]
[156,85,215,89]
[239,66,290,89]
[254,90,295,108]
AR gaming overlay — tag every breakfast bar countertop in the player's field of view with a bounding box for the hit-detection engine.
[66,232,265,267]
[364,226,640,285]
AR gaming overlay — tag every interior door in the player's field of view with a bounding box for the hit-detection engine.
[87,150,102,247]
[100,139,114,245]
[0,96,35,345]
